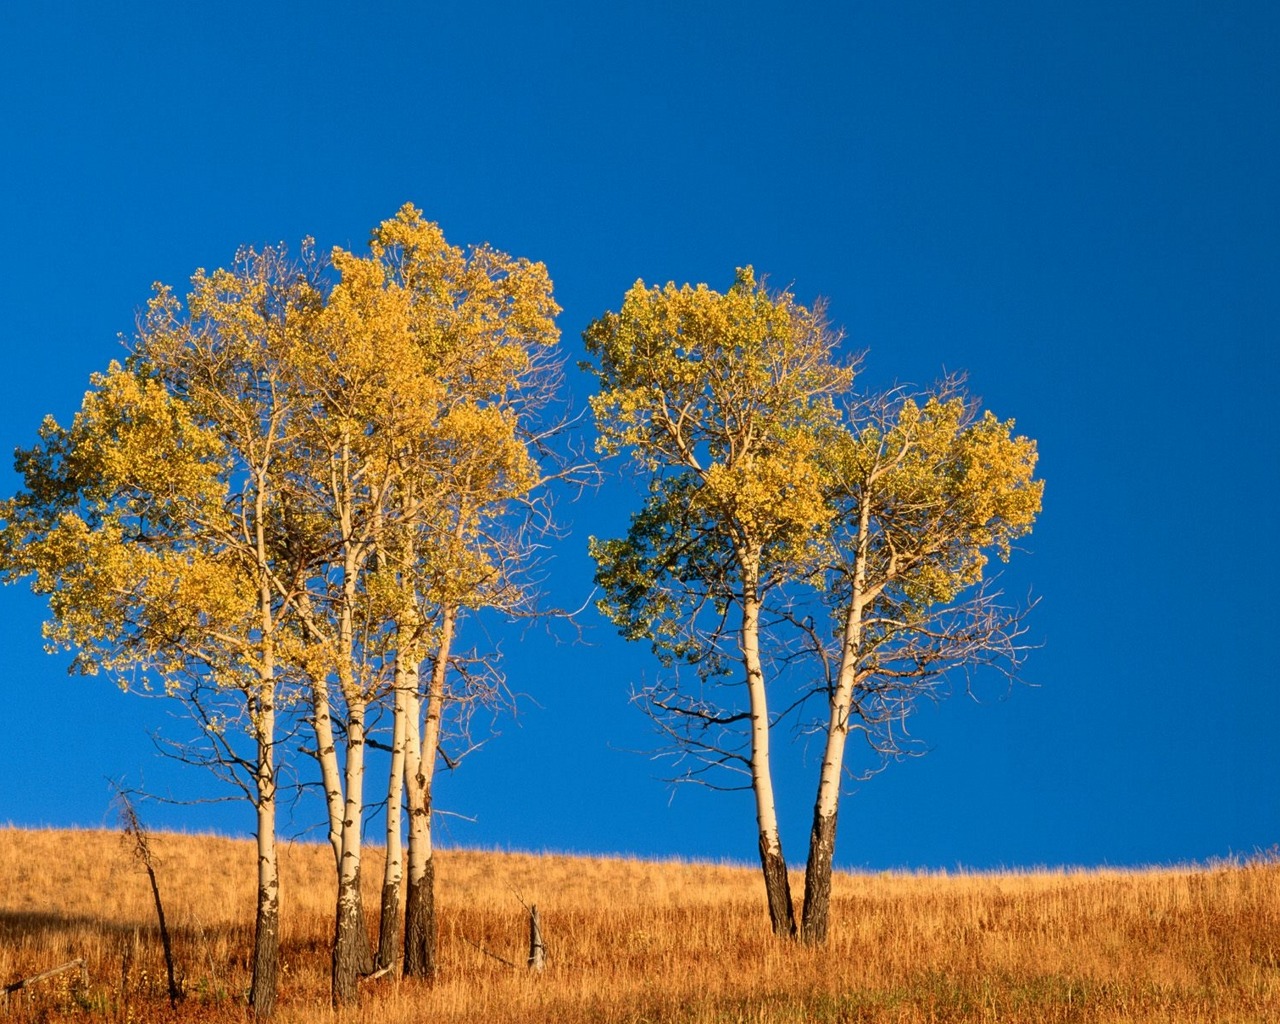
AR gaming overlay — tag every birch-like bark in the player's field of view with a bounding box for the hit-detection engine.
[331,697,368,1004]
[249,683,279,1017]
[403,605,454,977]
[377,660,407,972]
[800,497,871,944]
[370,508,405,974]
[740,559,796,938]
[249,467,280,1017]
[330,437,372,1005]
[306,656,345,872]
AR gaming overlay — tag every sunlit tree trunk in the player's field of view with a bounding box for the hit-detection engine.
[307,668,366,1005]
[330,455,372,1005]
[377,664,407,972]
[740,561,796,938]
[331,699,369,1004]
[799,607,858,944]
[403,606,454,978]
[249,681,279,1017]
[249,470,280,1017]
[801,499,870,945]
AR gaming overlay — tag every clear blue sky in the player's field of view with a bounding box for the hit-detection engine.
[2,1,1277,871]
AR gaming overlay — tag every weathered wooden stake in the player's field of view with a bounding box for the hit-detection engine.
[527,904,546,972]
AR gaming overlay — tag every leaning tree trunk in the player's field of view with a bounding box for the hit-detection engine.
[801,513,869,945]
[800,631,855,944]
[741,583,796,938]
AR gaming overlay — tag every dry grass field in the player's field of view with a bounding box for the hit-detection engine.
[1,826,1278,1023]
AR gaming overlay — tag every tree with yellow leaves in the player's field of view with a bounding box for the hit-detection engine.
[0,242,320,1016]
[798,379,1042,943]
[584,271,1042,941]
[287,206,561,993]
[584,268,852,936]
[0,205,567,1009]
[358,207,562,980]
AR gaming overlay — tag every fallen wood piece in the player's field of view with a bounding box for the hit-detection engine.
[2,958,87,1004]
[360,963,396,984]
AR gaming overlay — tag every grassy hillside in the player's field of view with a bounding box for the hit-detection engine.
[2,827,1277,1022]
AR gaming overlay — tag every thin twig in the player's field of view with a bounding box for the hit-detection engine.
[460,935,518,969]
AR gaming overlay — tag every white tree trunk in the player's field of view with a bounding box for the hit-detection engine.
[801,499,871,944]
[332,696,368,1004]
[250,690,280,1016]
[741,580,796,937]
[403,605,453,977]
[249,472,280,1016]
[377,662,407,972]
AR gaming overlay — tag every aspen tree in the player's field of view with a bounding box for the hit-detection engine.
[0,244,318,1016]
[1,209,567,1007]
[799,384,1042,942]
[586,271,1042,942]
[355,207,560,978]
[282,248,405,1003]
[584,269,850,936]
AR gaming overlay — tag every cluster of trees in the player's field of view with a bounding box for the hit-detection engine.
[0,207,568,1012]
[0,211,1042,1013]
[583,269,1042,942]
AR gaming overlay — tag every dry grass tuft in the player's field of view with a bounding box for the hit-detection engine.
[2,827,1278,1022]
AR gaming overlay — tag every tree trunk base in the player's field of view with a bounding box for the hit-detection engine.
[404,856,437,979]
[332,876,367,1006]
[758,833,797,938]
[801,809,837,944]
[376,881,402,972]
[249,892,279,1017]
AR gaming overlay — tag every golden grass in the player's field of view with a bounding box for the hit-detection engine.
[2,826,1278,1022]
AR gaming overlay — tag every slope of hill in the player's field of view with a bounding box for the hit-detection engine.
[2,827,1277,1022]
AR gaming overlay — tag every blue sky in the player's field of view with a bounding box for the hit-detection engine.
[1,1,1277,872]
